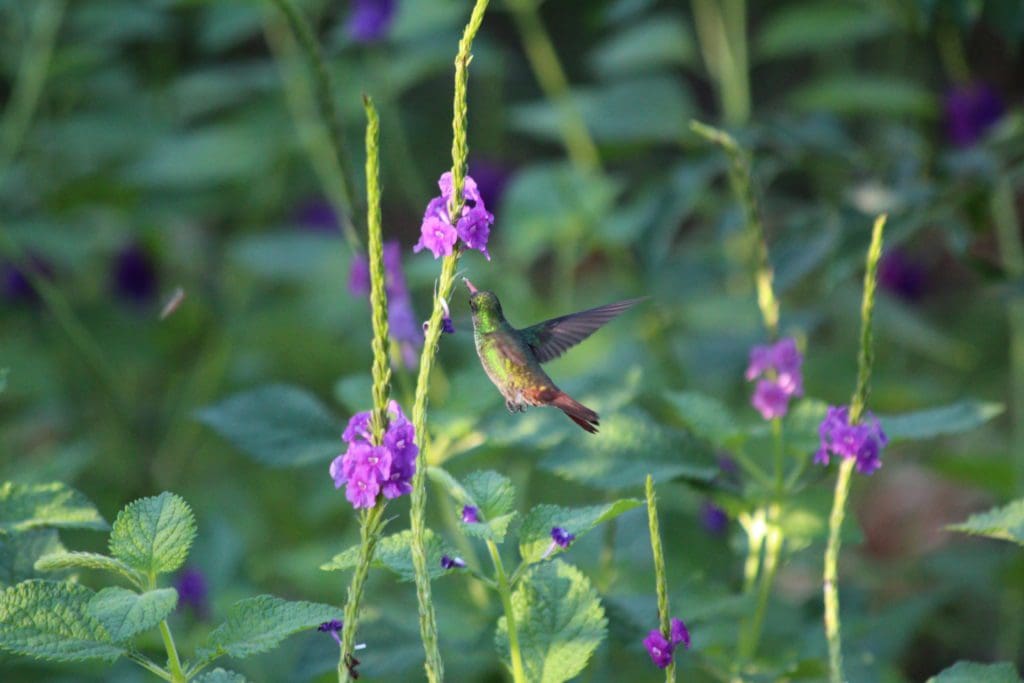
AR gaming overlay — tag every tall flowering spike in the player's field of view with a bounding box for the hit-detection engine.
[414,172,494,260]
[815,407,887,475]
[346,0,397,43]
[745,336,804,419]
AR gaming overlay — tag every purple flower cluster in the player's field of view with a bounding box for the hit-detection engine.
[345,0,396,43]
[329,400,418,508]
[814,406,888,475]
[745,337,803,420]
[349,241,423,367]
[643,617,690,669]
[414,172,494,260]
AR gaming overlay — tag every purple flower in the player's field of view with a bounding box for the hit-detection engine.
[700,501,728,536]
[461,505,480,524]
[814,405,888,475]
[2,255,54,304]
[467,157,512,208]
[643,630,673,669]
[348,242,423,368]
[670,618,690,649]
[318,619,344,646]
[348,253,370,297]
[112,243,158,304]
[414,172,494,260]
[342,411,373,445]
[329,400,418,508]
[295,198,340,233]
[745,337,803,420]
[440,555,466,570]
[878,249,927,301]
[346,0,396,43]
[945,82,1004,147]
[551,527,575,548]
[174,567,209,618]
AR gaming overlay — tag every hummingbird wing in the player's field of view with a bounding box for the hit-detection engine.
[521,298,645,363]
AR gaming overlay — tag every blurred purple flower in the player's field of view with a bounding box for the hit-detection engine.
[745,337,803,419]
[348,242,423,368]
[643,630,673,668]
[440,555,466,570]
[670,618,691,650]
[330,400,417,509]
[468,157,512,208]
[112,243,158,304]
[348,253,370,296]
[174,567,209,618]
[414,172,494,260]
[700,501,728,536]
[462,505,480,523]
[295,198,340,233]
[814,405,888,475]
[2,255,54,304]
[346,0,397,44]
[878,249,927,301]
[945,82,1004,147]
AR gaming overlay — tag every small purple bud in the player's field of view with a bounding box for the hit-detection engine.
[670,618,691,650]
[318,619,343,646]
[174,567,209,619]
[112,243,158,305]
[440,555,466,570]
[643,629,673,669]
[551,527,575,548]
[461,505,480,524]
[700,501,728,536]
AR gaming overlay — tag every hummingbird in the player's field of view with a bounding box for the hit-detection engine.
[464,278,643,434]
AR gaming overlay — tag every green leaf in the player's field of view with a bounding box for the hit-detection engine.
[880,401,1004,442]
[948,499,1024,546]
[430,468,518,543]
[199,595,343,660]
[788,75,938,118]
[320,529,456,580]
[539,408,717,490]
[0,580,123,662]
[88,587,178,642]
[496,561,607,683]
[197,384,342,467]
[0,529,66,588]
[927,661,1022,683]
[665,390,741,447]
[0,368,7,394]
[755,3,888,60]
[109,492,196,576]
[195,669,249,683]
[518,499,643,564]
[34,552,145,587]
[0,482,107,533]
[590,13,695,76]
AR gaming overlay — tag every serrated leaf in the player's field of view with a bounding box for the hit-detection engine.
[496,561,607,683]
[539,408,717,490]
[195,669,248,683]
[0,529,66,588]
[199,595,343,660]
[880,401,1003,442]
[949,499,1024,546]
[927,661,1022,682]
[0,580,123,662]
[109,492,196,575]
[0,482,107,533]
[320,529,456,580]
[665,391,741,447]
[88,587,177,642]
[518,500,643,564]
[197,384,342,467]
[34,552,145,587]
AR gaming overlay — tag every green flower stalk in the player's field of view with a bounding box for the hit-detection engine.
[337,96,390,683]
[487,540,527,683]
[822,215,886,683]
[408,2,491,680]
[691,0,751,125]
[646,475,676,683]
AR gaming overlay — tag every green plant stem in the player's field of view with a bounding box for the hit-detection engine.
[487,540,527,683]
[0,0,66,169]
[691,0,750,125]
[363,96,391,439]
[738,508,781,664]
[690,120,778,337]
[740,508,766,593]
[506,0,602,173]
[128,651,172,681]
[409,3,490,680]
[646,476,675,683]
[339,506,386,683]
[267,0,362,246]
[158,621,186,683]
[771,418,784,490]
[822,215,885,683]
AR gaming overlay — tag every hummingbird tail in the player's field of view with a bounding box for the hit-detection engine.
[552,392,600,434]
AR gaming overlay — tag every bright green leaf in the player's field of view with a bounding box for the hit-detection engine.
[0,482,107,533]
[496,561,607,683]
[88,587,178,642]
[949,499,1024,546]
[109,492,196,575]
[518,499,643,564]
[880,401,1004,442]
[665,390,742,447]
[34,552,145,587]
[199,595,343,660]
[438,469,518,543]
[0,529,66,588]
[195,669,249,683]
[0,580,123,662]
[197,384,342,467]
[320,529,456,580]
[927,661,1022,683]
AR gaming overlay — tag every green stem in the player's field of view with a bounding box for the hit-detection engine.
[739,508,766,594]
[506,0,601,173]
[128,651,172,681]
[691,0,750,125]
[339,506,386,683]
[771,418,784,491]
[409,3,490,680]
[738,509,781,664]
[646,476,675,683]
[487,540,527,683]
[158,621,186,683]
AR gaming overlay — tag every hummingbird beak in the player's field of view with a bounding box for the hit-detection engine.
[463,278,478,295]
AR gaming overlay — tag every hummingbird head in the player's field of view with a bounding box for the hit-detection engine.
[464,278,504,332]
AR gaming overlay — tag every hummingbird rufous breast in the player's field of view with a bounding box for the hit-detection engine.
[464,278,643,433]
